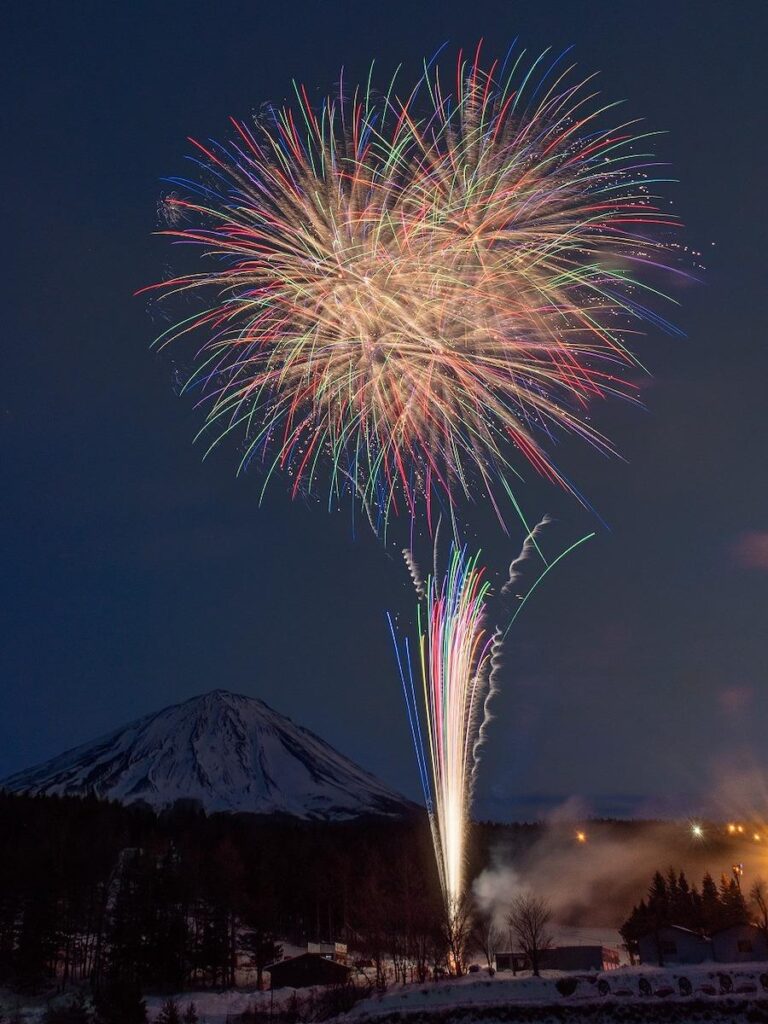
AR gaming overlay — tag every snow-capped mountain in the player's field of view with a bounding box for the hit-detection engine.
[1,690,416,820]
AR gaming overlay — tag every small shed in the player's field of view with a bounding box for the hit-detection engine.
[712,924,768,963]
[544,946,620,971]
[638,925,712,966]
[495,951,530,973]
[267,952,352,989]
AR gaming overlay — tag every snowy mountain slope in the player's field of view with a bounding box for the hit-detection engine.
[0,690,416,819]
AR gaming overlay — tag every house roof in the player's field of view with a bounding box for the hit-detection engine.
[265,952,351,973]
[638,925,709,939]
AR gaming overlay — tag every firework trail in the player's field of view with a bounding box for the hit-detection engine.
[144,43,684,530]
[391,522,592,920]
[389,545,493,916]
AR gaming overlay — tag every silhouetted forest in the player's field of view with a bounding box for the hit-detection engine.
[0,792,475,997]
[3,792,757,1008]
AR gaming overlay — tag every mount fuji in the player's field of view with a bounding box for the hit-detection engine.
[1,689,416,820]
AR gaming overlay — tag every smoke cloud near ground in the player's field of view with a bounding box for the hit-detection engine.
[473,796,768,931]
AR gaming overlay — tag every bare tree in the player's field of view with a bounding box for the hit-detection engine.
[470,905,502,971]
[444,895,472,976]
[507,894,553,977]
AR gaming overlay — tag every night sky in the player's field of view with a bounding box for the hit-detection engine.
[3,2,767,821]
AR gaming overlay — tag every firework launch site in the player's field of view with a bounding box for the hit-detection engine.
[5,792,768,1022]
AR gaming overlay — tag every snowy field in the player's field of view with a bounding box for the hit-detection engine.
[344,964,768,1023]
[5,963,768,1023]
[0,986,279,1023]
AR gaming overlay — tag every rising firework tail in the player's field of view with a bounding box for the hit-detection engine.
[390,522,593,922]
[390,545,494,915]
[143,43,685,534]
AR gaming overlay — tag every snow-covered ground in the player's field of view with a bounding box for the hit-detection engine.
[0,985,296,1024]
[145,986,291,1022]
[345,963,768,1022]
[5,963,768,1023]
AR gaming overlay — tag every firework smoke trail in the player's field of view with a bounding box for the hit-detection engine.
[471,515,552,784]
[501,514,553,596]
[390,546,494,916]
[144,43,685,531]
[402,547,427,600]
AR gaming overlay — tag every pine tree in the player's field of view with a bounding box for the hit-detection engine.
[146,849,191,991]
[93,978,147,1024]
[182,1005,198,1024]
[676,871,692,927]
[14,888,59,991]
[701,873,722,933]
[241,928,282,991]
[43,991,91,1023]
[665,868,681,910]
[619,899,652,962]
[647,871,670,928]
[689,884,704,931]
[155,999,181,1024]
[719,876,749,928]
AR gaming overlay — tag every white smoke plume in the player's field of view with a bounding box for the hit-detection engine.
[501,514,553,596]
[473,792,768,935]
[471,516,553,780]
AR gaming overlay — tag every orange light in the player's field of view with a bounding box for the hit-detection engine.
[738,825,745,834]
[727,823,737,834]
[754,834,762,842]
[576,831,587,844]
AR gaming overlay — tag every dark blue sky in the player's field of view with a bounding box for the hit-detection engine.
[3,1,767,820]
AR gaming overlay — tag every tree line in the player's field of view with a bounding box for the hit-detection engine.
[0,791,452,1004]
[619,867,766,959]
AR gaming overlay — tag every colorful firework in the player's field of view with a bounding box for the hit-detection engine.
[389,522,593,925]
[144,43,683,530]
[389,545,493,917]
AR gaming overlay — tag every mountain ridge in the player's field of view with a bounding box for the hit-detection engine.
[1,689,416,820]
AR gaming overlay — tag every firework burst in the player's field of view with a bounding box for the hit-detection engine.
[144,43,682,528]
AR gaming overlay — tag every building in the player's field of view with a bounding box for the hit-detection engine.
[544,946,620,971]
[267,952,352,989]
[495,951,529,973]
[712,924,768,963]
[495,946,620,973]
[307,941,348,964]
[637,926,712,966]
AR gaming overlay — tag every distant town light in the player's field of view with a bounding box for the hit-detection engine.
[691,823,704,839]
[576,830,587,844]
